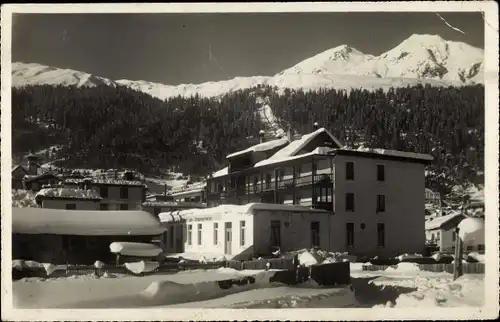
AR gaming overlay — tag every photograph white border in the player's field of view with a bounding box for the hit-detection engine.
[1,2,499,321]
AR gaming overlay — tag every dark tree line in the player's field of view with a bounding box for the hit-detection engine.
[266,84,484,196]
[12,83,484,196]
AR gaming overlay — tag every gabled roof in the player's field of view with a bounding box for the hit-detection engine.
[425,212,464,230]
[23,172,63,183]
[12,165,28,173]
[262,128,343,164]
[226,137,289,159]
[212,166,229,178]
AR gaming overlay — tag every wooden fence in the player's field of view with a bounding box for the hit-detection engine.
[362,263,485,274]
[12,257,297,280]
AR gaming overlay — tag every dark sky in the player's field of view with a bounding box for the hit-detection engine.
[12,12,484,85]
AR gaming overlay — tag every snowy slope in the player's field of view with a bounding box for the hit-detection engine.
[12,62,117,88]
[12,34,483,98]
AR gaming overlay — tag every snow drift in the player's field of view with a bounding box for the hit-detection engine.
[124,261,160,274]
[458,217,485,245]
[109,242,163,257]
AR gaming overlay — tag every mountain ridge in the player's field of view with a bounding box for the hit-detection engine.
[12,34,484,99]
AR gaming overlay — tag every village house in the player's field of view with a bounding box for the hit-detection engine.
[63,171,147,211]
[425,211,485,254]
[12,154,63,191]
[34,187,102,210]
[142,193,206,216]
[191,125,434,258]
[168,182,206,203]
[12,207,166,264]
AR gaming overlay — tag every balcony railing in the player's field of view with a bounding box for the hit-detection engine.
[207,173,334,201]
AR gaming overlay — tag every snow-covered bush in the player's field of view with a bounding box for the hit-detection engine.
[12,189,39,208]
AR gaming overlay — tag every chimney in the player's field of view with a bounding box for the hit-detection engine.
[287,124,293,142]
[258,130,265,143]
[26,153,40,175]
[313,122,320,131]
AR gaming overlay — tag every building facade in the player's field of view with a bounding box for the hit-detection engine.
[205,127,433,257]
[64,176,147,211]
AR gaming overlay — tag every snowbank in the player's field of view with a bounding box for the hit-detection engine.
[385,263,421,272]
[12,260,63,276]
[291,249,355,267]
[125,261,160,274]
[466,252,485,263]
[12,189,38,208]
[110,242,163,257]
[141,269,278,306]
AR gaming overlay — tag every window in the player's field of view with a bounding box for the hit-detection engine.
[377,164,385,181]
[265,174,272,189]
[278,169,284,182]
[120,204,128,210]
[466,246,473,251]
[345,193,355,211]
[296,165,302,178]
[311,221,320,248]
[187,224,193,245]
[100,203,108,211]
[346,162,354,180]
[270,220,281,247]
[452,231,456,242]
[120,187,129,199]
[213,223,219,245]
[478,244,485,251]
[346,223,354,247]
[100,186,108,198]
[240,221,246,246]
[376,194,386,212]
[436,231,440,240]
[197,224,203,245]
[253,177,259,191]
[316,187,333,203]
[66,203,76,210]
[295,195,301,205]
[377,223,385,247]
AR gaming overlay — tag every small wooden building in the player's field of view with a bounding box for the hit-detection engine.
[12,207,166,264]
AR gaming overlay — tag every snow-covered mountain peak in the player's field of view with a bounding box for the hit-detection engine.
[12,62,117,88]
[11,34,484,98]
[277,44,372,77]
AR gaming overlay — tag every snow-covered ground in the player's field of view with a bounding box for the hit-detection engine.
[12,262,484,309]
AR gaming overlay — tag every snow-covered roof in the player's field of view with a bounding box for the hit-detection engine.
[425,212,463,230]
[23,172,63,182]
[142,201,207,208]
[12,207,166,236]
[35,187,102,201]
[64,178,146,187]
[262,128,343,164]
[169,182,206,196]
[158,203,330,223]
[254,147,334,168]
[343,146,434,162]
[226,137,289,159]
[212,166,229,178]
